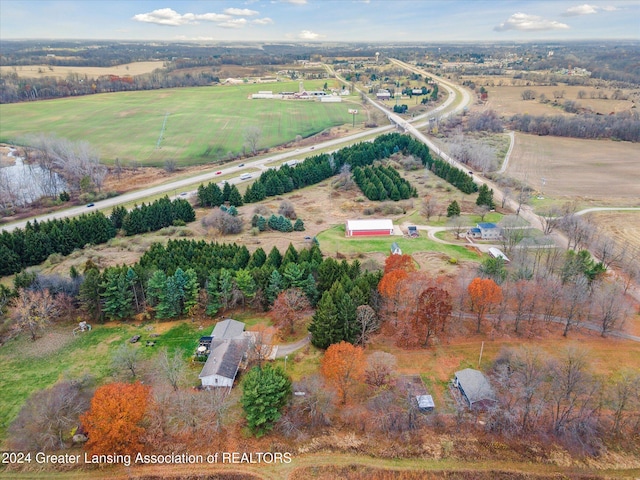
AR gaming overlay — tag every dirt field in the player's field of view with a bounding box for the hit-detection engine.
[0,61,165,79]
[466,80,638,117]
[505,133,640,202]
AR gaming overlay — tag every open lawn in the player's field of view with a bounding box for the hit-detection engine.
[0,80,363,166]
[505,133,640,204]
[316,224,480,262]
[0,320,204,441]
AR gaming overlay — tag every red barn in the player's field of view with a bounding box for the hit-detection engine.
[346,219,394,237]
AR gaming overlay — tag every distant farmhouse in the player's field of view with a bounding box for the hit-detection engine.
[376,89,391,100]
[467,222,501,240]
[453,368,496,409]
[251,81,341,102]
[199,319,249,390]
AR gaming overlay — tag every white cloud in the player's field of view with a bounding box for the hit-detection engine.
[252,17,274,25]
[132,8,273,29]
[224,8,259,16]
[563,4,598,16]
[562,4,619,16]
[132,8,192,26]
[281,0,308,4]
[494,13,570,32]
[218,18,249,29]
[299,30,324,39]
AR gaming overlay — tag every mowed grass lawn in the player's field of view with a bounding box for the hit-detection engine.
[0,321,203,442]
[0,80,361,166]
[317,224,478,261]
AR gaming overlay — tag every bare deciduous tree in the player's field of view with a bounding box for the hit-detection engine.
[355,304,379,346]
[364,351,397,389]
[154,348,187,391]
[112,343,142,379]
[243,126,262,155]
[11,288,59,341]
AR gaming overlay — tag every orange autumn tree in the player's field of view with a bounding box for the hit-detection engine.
[468,277,503,333]
[81,382,150,456]
[383,253,417,275]
[321,341,365,405]
[377,269,408,324]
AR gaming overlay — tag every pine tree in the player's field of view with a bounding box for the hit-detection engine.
[293,218,305,231]
[476,184,495,209]
[308,291,340,349]
[101,269,134,320]
[447,200,461,217]
[228,185,244,207]
[206,272,221,316]
[266,269,284,305]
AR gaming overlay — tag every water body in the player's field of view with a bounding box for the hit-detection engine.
[0,148,66,206]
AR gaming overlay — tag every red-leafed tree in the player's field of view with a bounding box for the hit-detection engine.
[81,382,150,456]
[468,277,503,333]
[270,288,311,335]
[321,341,365,405]
[416,286,452,347]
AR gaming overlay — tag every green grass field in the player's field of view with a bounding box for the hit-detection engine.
[0,321,203,441]
[0,81,363,166]
[316,225,479,261]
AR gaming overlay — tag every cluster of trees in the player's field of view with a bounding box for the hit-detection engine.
[476,184,495,209]
[239,133,476,206]
[508,111,640,142]
[309,262,381,349]
[489,346,640,454]
[352,165,417,201]
[119,197,195,236]
[0,212,116,276]
[250,214,304,233]
[75,240,382,323]
[197,181,243,208]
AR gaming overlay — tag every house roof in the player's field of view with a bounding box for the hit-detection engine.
[477,222,498,229]
[346,219,393,231]
[455,368,496,406]
[199,338,248,380]
[212,319,245,340]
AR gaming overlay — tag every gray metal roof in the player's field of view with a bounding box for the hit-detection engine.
[199,338,248,380]
[211,319,245,340]
[455,368,496,406]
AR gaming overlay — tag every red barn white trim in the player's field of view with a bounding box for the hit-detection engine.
[346,219,394,237]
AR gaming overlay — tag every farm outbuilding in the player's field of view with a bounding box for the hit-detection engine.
[454,368,496,409]
[346,219,394,237]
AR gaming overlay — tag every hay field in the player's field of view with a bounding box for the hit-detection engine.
[586,211,640,254]
[0,61,165,79]
[479,84,637,117]
[0,80,361,166]
[505,133,640,202]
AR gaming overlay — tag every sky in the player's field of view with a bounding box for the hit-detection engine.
[1,0,638,42]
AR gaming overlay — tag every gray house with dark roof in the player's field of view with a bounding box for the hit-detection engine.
[199,319,249,390]
[454,368,496,409]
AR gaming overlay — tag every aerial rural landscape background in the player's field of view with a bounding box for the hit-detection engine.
[1,1,639,479]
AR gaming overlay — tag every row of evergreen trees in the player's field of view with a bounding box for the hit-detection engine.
[352,165,417,201]
[118,197,195,236]
[0,196,196,277]
[239,133,476,204]
[0,213,116,276]
[197,181,243,208]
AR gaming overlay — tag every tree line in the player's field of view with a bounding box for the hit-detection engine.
[508,111,639,142]
[73,239,381,325]
[239,133,476,205]
[0,196,195,277]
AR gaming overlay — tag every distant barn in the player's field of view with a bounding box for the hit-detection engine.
[346,219,394,237]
